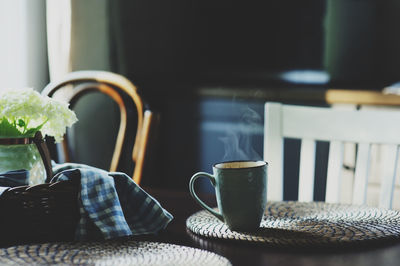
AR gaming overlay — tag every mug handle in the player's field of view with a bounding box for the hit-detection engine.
[189,172,224,222]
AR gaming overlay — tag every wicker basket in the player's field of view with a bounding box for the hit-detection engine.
[0,178,80,247]
[0,132,82,247]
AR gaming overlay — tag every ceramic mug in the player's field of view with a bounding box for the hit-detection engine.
[189,160,267,231]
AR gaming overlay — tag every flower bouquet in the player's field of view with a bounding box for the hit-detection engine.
[0,88,77,184]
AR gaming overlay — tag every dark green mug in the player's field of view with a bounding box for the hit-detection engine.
[189,160,267,231]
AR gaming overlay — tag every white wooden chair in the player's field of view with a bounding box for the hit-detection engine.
[264,102,400,209]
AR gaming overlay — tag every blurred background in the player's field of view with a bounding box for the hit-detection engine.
[2,0,400,199]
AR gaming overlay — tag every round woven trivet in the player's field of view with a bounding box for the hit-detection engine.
[0,240,231,266]
[186,201,400,247]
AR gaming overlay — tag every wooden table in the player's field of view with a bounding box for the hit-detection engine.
[138,187,400,266]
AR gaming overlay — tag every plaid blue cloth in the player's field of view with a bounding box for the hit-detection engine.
[51,163,173,241]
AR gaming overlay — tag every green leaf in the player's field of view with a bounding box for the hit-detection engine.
[24,124,44,137]
[0,118,24,137]
[17,119,26,127]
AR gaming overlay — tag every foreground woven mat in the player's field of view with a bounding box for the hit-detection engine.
[186,201,400,247]
[0,240,231,266]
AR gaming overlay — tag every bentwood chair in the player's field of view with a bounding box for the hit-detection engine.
[264,102,400,209]
[42,71,155,185]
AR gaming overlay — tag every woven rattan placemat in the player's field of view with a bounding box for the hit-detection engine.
[0,240,231,266]
[186,201,400,247]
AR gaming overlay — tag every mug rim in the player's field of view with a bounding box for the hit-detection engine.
[213,160,268,170]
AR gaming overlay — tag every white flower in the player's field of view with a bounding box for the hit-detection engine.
[0,88,77,142]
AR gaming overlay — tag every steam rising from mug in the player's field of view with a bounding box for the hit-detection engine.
[219,106,262,161]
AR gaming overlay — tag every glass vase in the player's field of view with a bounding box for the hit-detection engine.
[0,140,46,186]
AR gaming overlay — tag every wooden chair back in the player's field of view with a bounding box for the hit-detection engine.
[264,102,400,209]
[42,70,155,185]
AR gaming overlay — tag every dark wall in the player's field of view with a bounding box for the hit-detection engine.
[108,0,400,192]
[111,0,326,89]
[112,0,400,91]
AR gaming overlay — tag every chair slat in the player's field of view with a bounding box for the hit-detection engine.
[325,141,343,203]
[378,145,399,209]
[282,104,400,144]
[264,103,284,201]
[298,139,316,202]
[352,143,371,205]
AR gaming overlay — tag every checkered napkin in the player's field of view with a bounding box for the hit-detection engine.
[51,163,173,241]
